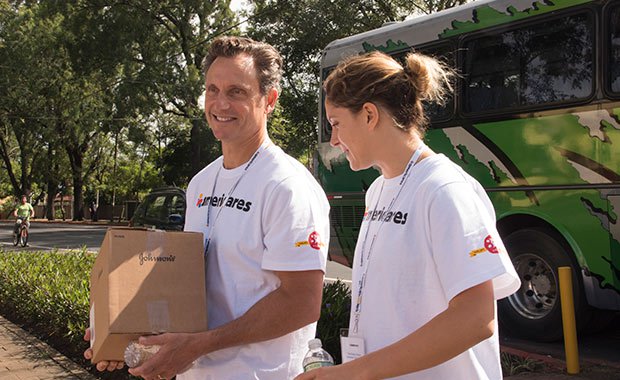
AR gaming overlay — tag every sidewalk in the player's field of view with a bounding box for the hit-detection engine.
[0,315,96,380]
[0,310,617,380]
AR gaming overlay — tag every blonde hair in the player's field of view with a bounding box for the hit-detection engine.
[324,51,454,134]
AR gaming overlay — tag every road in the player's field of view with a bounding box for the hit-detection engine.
[0,221,107,251]
[0,221,353,283]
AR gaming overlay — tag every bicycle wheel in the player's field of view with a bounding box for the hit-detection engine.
[20,227,28,247]
[12,230,19,246]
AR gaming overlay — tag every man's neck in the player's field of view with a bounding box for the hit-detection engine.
[221,133,268,169]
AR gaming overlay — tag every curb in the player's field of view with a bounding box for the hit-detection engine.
[0,219,127,226]
[501,345,566,371]
[501,344,620,371]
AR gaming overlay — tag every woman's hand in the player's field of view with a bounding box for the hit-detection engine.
[294,362,372,380]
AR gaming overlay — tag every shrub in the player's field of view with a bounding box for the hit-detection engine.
[0,248,93,359]
[0,249,354,375]
[0,248,138,379]
[0,250,534,377]
[316,280,351,364]
[501,351,543,376]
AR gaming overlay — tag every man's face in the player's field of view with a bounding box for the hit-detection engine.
[21,196,26,204]
[204,53,276,144]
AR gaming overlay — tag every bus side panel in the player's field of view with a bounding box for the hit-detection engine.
[598,194,620,309]
[425,108,620,308]
[316,148,379,193]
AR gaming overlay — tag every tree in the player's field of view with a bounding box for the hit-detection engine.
[247,0,469,161]
[1,1,242,218]
[101,0,238,179]
[0,3,60,198]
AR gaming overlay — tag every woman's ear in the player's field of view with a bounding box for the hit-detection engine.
[362,102,380,131]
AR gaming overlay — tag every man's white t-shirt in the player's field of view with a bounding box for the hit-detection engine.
[180,142,330,380]
[350,153,520,380]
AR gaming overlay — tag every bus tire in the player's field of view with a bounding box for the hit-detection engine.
[498,228,588,342]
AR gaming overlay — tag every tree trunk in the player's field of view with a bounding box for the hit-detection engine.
[0,132,22,196]
[73,169,85,221]
[45,144,57,220]
[190,117,202,176]
[66,146,85,221]
[19,148,30,196]
[45,183,55,220]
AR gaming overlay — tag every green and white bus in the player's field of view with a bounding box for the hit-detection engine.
[316,0,620,341]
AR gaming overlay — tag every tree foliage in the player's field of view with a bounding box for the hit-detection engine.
[246,0,465,161]
[0,0,466,219]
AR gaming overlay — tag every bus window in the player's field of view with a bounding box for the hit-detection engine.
[320,67,333,143]
[393,45,455,123]
[464,12,593,113]
[417,44,455,124]
[610,5,620,93]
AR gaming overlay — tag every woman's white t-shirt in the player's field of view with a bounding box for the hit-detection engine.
[350,153,520,380]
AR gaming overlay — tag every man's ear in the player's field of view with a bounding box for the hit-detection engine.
[362,102,379,131]
[265,88,279,114]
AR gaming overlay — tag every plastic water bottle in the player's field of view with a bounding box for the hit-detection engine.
[302,338,334,372]
[124,341,196,371]
[124,341,160,368]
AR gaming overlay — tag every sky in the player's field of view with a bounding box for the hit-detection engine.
[230,0,248,13]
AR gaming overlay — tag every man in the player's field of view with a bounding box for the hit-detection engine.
[13,195,34,236]
[85,36,330,380]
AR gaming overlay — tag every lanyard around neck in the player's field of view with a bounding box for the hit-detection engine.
[204,141,270,256]
[352,142,426,334]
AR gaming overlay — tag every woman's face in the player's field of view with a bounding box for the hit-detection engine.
[325,100,373,172]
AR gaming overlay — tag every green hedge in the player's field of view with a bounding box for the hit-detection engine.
[0,248,352,375]
[316,280,351,364]
[0,249,535,377]
[0,249,92,357]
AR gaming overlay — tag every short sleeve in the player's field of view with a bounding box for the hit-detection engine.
[428,182,520,302]
[261,176,329,273]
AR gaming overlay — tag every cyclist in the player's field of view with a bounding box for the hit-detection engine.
[13,195,34,242]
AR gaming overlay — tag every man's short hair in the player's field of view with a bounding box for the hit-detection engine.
[202,36,283,95]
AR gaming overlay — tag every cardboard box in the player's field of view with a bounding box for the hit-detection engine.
[89,227,207,363]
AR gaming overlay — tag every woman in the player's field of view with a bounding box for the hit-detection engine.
[296,51,520,379]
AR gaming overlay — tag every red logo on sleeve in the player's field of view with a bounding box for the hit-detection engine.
[308,231,321,250]
[295,231,324,250]
[469,235,500,257]
[484,235,499,254]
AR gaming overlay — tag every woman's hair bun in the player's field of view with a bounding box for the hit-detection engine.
[403,53,454,105]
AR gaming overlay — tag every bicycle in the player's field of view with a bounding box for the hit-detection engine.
[12,218,29,247]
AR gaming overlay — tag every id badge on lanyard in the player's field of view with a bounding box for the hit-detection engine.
[340,328,366,363]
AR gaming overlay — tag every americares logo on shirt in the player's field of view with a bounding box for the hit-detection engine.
[363,207,408,225]
[195,193,252,212]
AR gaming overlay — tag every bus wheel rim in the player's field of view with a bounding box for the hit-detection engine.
[508,253,558,320]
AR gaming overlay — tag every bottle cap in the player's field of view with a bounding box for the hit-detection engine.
[308,338,322,349]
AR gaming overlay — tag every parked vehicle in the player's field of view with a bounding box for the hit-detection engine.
[129,187,186,231]
[316,0,620,341]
